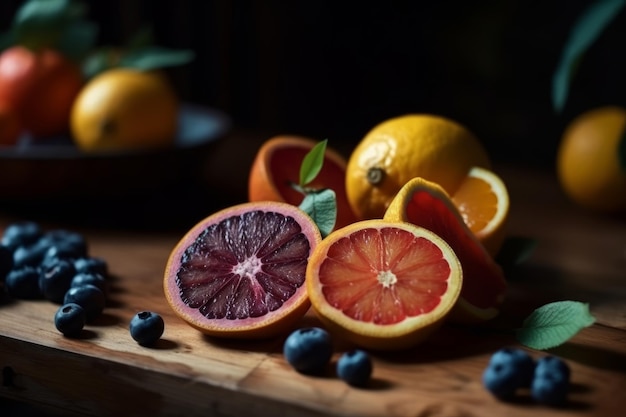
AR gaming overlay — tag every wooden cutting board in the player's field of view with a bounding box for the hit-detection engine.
[1,163,626,417]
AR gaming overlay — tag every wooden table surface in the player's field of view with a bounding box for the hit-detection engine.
[1,131,625,417]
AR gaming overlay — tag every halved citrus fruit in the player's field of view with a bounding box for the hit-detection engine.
[450,166,510,256]
[248,135,358,229]
[164,201,322,339]
[384,177,507,323]
[306,219,462,350]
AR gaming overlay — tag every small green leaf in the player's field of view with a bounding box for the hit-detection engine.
[516,301,596,350]
[299,139,327,187]
[619,127,626,172]
[117,46,195,71]
[552,0,625,112]
[299,188,337,238]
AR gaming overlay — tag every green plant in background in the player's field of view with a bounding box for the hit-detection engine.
[552,0,625,113]
[0,0,195,78]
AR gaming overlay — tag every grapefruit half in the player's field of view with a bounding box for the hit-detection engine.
[306,219,462,350]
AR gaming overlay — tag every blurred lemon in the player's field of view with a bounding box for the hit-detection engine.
[70,68,178,152]
[557,106,626,212]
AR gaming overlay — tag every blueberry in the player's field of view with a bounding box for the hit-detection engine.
[12,240,50,268]
[531,356,570,406]
[39,259,76,303]
[5,266,41,299]
[74,257,108,278]
[70,272,107,294]
[63,284,105,322]
[336,350,373,387]
[283,327,333,374]
[1,221,42,251]
[54,303,86,337]
[129,311,165,346]
[482,347,536,400]
[42,230,87,255]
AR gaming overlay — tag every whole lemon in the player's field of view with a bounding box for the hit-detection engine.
[71,68,178,152]
[557,106,626,212]
[346,114,491,220]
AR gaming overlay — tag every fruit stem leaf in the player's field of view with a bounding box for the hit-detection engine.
[515,301,596,350]
[299,188,337,238]
[551,0,625,113]
[299,139,328,187]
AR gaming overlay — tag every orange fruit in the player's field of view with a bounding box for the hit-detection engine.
[0,101,22,145]
[557,106,626,212]
[450,166,510,256]
[248,135,358,229]
[71,68,178,152]
[345,114,491,220]
[164,201,321,339]
[306,219,463,350]
[0,46,83,138]
[384,177,507,323]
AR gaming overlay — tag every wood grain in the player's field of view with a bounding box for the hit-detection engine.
[1,158,626,416]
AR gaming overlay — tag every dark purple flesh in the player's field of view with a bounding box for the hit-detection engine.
[176,210,311,320]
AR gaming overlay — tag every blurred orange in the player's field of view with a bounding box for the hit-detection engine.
[0,46,83,138]
[0,101,21,145]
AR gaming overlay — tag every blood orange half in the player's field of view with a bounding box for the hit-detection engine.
[306,220,462,350]
[384,177,507,323]
[164,201,322,339]
[248,135,358,229]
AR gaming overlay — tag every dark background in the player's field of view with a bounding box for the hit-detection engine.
[1,0,625,167]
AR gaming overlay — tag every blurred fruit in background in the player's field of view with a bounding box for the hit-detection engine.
[0,45,83,138]
[71,68,178,152]
[0,100,22,145]
[0,0,194,149]
[556,106,626,212]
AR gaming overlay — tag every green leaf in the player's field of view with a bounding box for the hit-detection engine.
[516,301,596,350]
[56,20,98,61]
[299,188,337,238]
[495,236,538,268]
[619,126,626,172]
[299,139,327,187]
[117,46,195,71]
[552,0,625,112]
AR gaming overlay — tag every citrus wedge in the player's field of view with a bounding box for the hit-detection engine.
[306,219,462,350]
[248,135,358,229]
[164,201,322,339]
[451,166,510,256]
[384,177,507,323]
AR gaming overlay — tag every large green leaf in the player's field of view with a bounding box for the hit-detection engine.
[552,0,625,113]
[516,301,596,350]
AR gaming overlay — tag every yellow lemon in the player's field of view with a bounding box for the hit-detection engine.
[71,68,178,152]
[346,114,491,220]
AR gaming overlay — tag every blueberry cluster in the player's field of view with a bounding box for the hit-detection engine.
[0,221,109,337]
[283,327,373,387]
[483,347,571,406]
